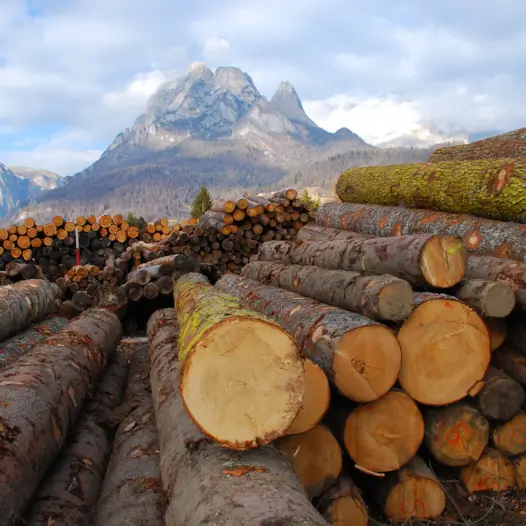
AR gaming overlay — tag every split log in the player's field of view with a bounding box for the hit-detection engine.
[315,202,526,263]
[486,318,507,351]
[242,261,413,322]
[424,402,489,466]
[513,454,526,489]
[0,309,122,526]
[174,273,304,449]
[147,309,328,526]
[215,274,401,403]
[257,234,467,288]
[397,293,491,405]
[94,345,165,526]
[492,413,526,456]
[492,345,526,386]
[454,279,515,317]
[335,158,526,223]
[460,447,515,492]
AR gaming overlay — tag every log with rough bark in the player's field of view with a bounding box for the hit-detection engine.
[215,274,401,403]
[492,345,526,387]
[257,234,467,288]
[57,300,83,319]
[94,345,165,526]
[147,309,328,526]
[492,413,526,456]
[397,293,491,405]
[335,158,526,222]
[424,402,489,466]
[297,224,371,243]
[460,447,516,492]
[0,309,122,526]
[315,202,526,263]
[242,261,414,322]
[454,279,515,318]
[486,318,507,351]
[174,273,305,449]
[514,454,526,489]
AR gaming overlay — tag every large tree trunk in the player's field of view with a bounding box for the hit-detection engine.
[0,309,122,526]
[173,273,304,449]
[257,234,467,288]
[397,293,491,405]
[242,261,413,322]
[94,345,165,526]
[215,274,401,403]
[334,158,526,223]
[147,309,328,526]
[315,202,526,263]
[492,413,526,456]
[453,279,516,317]
[460,447,516,492]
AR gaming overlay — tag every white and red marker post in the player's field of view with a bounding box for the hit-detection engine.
[75,226,81,266]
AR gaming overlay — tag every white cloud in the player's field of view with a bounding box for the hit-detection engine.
[202,37,231,62]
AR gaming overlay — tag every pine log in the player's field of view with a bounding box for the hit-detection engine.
[492,412,526,456]
[215,274,401,403]
[156,275,174,295]
[94,345,165,526]
[127,264,172,283]
[0,309,122,526]
[335,158,526,222]
[375,456,446,521]
[258,234,467,288]
[147,309,328,526]
[397,293,491,405]
[513,453,526,489]
[492,345,526,386]
[486,318,507,351]
[424,402,489,466]
[315,202,526,262]
[475,366,525,421]
[460,447,515,492]
[454,279,515,317]
[297,224,370,243]
[174,273,304,449]
[242,261,413,322]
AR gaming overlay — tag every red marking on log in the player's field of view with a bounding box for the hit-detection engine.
[392,223,402,236]
[445,421,472,445]
[465,230,482,249]
[401,493,426,516]
[223,466,268,477]
[378,215,387,229]
[495,243,511,258]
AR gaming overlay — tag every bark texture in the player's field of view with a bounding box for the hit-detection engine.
[297,224,372,243]
[454,279,515,317]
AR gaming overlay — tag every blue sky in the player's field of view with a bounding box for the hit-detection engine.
[1,0,526,175]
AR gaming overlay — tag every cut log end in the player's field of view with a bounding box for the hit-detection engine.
[377,279,414,321]
[460,448,516,492]
[493,412,526,456]
[420,235,468,288]
[181,317,304,449]
[513,454,526,489]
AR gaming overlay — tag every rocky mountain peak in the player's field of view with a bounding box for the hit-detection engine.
[270,81,316,127]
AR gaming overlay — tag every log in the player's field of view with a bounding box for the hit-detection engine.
[147,309,328,526]
[127,264,172,283]
[297,224,370,243]
[242,261,414,322]
[94,344,165,526]
[174,273,304,449]
[72,290,92,310]
[492,345,526,387]
[257,234,467,288]
[460,447,515,492]
[335,158,526,223]
[424,402,489,466]
[156,275,174,295]
[513,454,526,489]
[454,279,515,318]
[486,318,507,351]
[57,300,83,320]
[397,293,491,405]
[215,274,401,403]
[475,366,525,421]
[0,309,122,526]
[143,282,159,300]
[492,412,526,456]
[315,202,526,263]
[507,320,526,355]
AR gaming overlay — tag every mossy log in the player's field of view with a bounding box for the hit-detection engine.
[257,234,467,288]
[242,261,413,322]
[335,158,526,223]
[173,273,304,449]
[424,402,489,466]
[215,273,401,403]
[460,447,515,492]
[0,309,122,526]
[492,412,526,456]
[453,279,515,318]
[513,453,526,489]
[397,293,491,405]
[492,345,526,387]
[147,309,327,526]
[315,202,526,263]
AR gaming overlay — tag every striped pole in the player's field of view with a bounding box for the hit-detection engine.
[75,227,81,266]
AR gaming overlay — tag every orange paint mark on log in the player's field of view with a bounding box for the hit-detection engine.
[510,432,526,446]
[491,164,513,194]
[465,230,482,249]
[495,243,511,259]
[445,421,472,445]
[476,476,500,491]
[392,223,402,236]
[401,493,426,516]
[223,466,268,477]
[378,215,387,229]
[293,276,301,289]
[444,301,454,309]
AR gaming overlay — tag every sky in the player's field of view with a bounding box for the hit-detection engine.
[1,0,526,176]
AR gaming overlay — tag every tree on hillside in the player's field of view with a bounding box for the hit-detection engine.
[300,189,321,211]
[190,186,213,219]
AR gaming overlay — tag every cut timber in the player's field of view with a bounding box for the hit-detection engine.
[174,273,304,449]
[275,424,343,498]
[297,224,371,243]
[454,279,515,317]
[0,309,122,526]
[492,413,526,456]
[486,318,507,351]
[397,293,491,405]
[335,158,526,223]
[513,454,526,489]
[258,234,467,288]
[242,261,413,322]
[147,309,327,526]
[316,472,368,526]
[425,402,489,466]
[215,274,401,403]
[460,447,515,492]
[315,202,526,263]
[94,345,165,526]
[475,366,525,421]
[375,456,446,521]
[492,345,526,387]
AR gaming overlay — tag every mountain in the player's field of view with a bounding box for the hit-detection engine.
[8,166,62,192]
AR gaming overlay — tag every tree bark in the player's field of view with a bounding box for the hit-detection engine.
[335,158,526,222]
[315,202,526,263]
[174,273,304,449]
[147,309,328,526]
[492,345,526,387]
[397,293,491,405]
[492,413,526,456]
[215,274,401,403]
[460,447,515,492]
[454,279,515,317]
[0,309,122,526]
[242,261,414,322]
[257,234,467,288]
[297,224,371,243]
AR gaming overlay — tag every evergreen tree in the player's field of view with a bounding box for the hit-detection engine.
[190,186,213,219]
[299,188,321,211]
